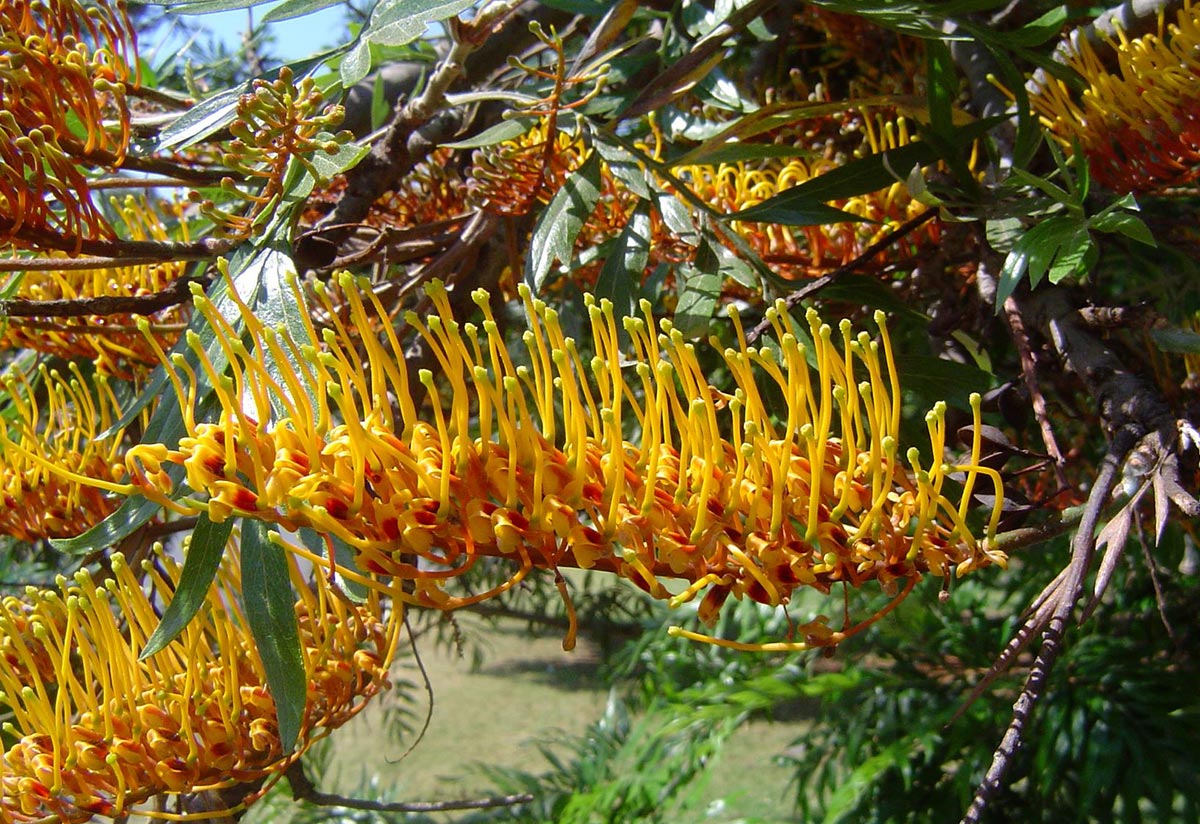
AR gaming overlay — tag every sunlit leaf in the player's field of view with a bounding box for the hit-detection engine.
[525,153,603,294]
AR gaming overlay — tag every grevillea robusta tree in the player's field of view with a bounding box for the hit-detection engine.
[1,1,1198,821]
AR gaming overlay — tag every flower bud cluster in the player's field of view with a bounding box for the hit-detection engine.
[192,67,352,239]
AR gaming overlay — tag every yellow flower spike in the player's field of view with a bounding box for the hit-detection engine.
[1026,1,1200,192]
[1,538,395,822]
[55,269,1005,652]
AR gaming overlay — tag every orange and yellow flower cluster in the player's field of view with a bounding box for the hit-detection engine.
[0,363,127,543]
[1029,1,1200,193]
[0,541,399,823]
[0,197,192,376]
[109,267,1003,650]
[0,0,137,249]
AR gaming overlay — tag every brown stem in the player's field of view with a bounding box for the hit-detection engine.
[1002,292,1068,485]
[0,218,234,263]
[1,274,203,318]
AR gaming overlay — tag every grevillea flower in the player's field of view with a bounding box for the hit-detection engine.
[0,363,127,542]
[0,0,136,249]
[1028,1,1200,193]
[676,112,942,278]
[0,541,399,822]
[0,197,192,377]
[104,267,1004,651]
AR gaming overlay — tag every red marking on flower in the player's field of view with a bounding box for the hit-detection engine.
[233,487,260,512]
[745,579,771,604]
[381,517,400,541]
[325,496,349,520]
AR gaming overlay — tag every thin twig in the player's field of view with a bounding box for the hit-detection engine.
[745,209,937,343]
[1002,293,1068,486]
[286,760,533,813]
[88,176,195,190]
[0,218,235,263]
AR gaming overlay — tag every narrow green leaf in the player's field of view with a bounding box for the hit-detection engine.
[262,0,343,22]
[296,528,368,603]
[730,200,872,227]
[652,191,699,246]
[673,143,817,167]
[1021,216,1076,288]
[1149,326,1200,354]
[899,355,993,409]
[594,139,651,199]
[996,6,1068,47]
[733,141,935,220]
[441,118,537,150]
[596,205,650,320]
[155,82,250,151]
[140,514,233,659]
[160,0,271,14]
[307,138,370,181]
[925,39,956,138]
[241,519,306,753]
[51,493,168,554]
[365,0,476,46]
[525,153,603,294]
[673,267,722,339]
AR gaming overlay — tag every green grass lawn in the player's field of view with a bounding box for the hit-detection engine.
[312,613,807,822]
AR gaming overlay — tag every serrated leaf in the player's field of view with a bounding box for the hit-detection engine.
[1046,226,1092,284]
[985,216,1024,254]
[140,514,233,659]
[525,153,603,294]
[262,0,343,22]
[241,519,306,753]
[596,205,650,320]
[673,267,721,339]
